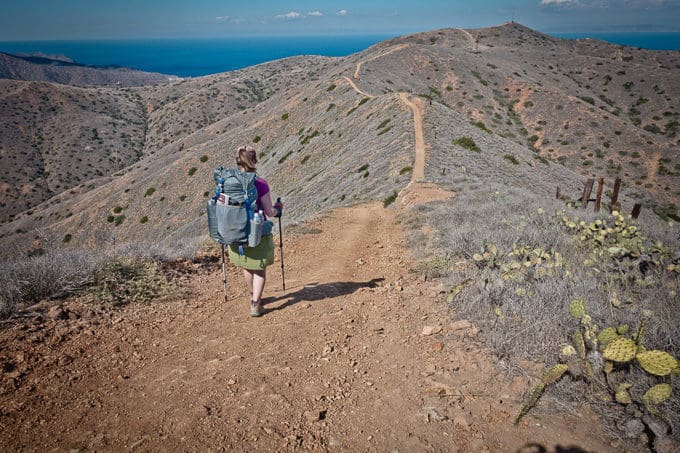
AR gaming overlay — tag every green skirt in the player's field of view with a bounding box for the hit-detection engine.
[228,234,275,270]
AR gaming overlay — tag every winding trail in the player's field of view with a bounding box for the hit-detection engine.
[398,93,426,181]
[353,44,410,80]
[341,76,374,99]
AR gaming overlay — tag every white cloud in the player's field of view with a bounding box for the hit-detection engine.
[337,10,348,16]
[540,0,580,4]
[215,16,230,23]
[307,11,324,17]
[275,11,303,20]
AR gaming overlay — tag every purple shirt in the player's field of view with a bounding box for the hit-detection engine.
[255,177,270,218]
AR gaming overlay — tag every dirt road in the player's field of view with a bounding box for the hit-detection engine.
[0,199,617,452]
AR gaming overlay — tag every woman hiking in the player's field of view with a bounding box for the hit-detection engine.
[228,146,282,317]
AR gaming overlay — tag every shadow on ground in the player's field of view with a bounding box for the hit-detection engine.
[263,278,385,313]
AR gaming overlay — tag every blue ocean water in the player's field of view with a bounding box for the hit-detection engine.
[1,33,677,78]
[0,35,396,77]
[551,32,680,51]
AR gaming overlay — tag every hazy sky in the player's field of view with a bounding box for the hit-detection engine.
[2,0,680,40]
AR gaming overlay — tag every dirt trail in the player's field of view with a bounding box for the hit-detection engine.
[1,200,618,452]
[341,76,374,99]
[456,28,486,51]
[398,93,426,181]
[353,44,409,79]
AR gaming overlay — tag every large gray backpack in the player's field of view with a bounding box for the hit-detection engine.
[206,167,258,246]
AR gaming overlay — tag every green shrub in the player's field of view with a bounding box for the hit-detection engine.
[179,195,187,201]
[278,151,293,164]
[452,136,481,152]
[144,187,155,197]
[327,84,336,91]
[200,155,209,162]
[253,135,261,143]
[93,257,171,306]
[357,164,369,173]
[472,121,491,133]
[383,191,398,207]
[62,234,72,243]
[114,215,125,226]
[504,154,519,165]
[107,215,115,223]
[188,167,197,176]
[140,216,148,224]
[281,113,289,120]
[301,155,310,165]
[326,103,336,112]
[399,166,413,175]
[377,119,391,130]
[377,126,392,136]
[113,206,123,213]
[358,97,370,106]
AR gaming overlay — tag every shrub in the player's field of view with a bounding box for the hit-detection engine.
[93,257,171,306]
[327,84,336,91]
[383,191,398,207]
[188,167,197,176]
[200,155,209,162]
[107,215,115,223]
[113,206,123,213]
[358,97,370,106]
[399,166,413,175]
[281,113,289,120]
[114,215,125,226]
[179,195,187,201]
[503,154,519,165]
[278,151,293,164]
[326,103,336,112]
[144,187,155,197]
[62,234,72,243]
[253,135,261,143]
[357,164,369,173]
[301,155,310,165]
[140,216,148,224]
[472,121,491,133]
[452,136,481,152]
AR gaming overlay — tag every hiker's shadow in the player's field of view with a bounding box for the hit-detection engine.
[262,278,384,313]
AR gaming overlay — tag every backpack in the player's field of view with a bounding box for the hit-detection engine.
[206,167,258,246]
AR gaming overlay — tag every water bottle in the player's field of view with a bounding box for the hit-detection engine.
[248,209,263,247]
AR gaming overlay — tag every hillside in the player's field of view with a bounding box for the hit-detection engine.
[0,51,176,86]
[1,23,679,451]
[1,22,678,254]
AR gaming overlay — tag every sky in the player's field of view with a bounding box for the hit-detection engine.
[1,0,680,41]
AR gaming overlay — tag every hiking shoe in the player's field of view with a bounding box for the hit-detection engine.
[250,300,262,317]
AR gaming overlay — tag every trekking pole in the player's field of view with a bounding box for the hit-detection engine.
[221,243,228,302]
[275,198,286,291]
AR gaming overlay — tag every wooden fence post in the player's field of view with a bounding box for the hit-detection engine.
[631,203,642,219]
[594,177,604,213]
[580,179,595,209]
[556,186,561,200]
[610,177,622,213]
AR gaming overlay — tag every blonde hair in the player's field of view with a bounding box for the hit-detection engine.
[236,146,257,172]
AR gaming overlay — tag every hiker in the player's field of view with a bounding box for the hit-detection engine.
[228,146,282,317]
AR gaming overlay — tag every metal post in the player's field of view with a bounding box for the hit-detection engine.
[611,177,622,213]
[594,177,604,213]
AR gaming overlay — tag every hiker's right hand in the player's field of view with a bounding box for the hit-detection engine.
[274,199,283,217]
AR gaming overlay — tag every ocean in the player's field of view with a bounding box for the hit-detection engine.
[0,32,677,78]
[0,35,397,78]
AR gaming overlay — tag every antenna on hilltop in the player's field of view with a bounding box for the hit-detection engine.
[511,8,515,23]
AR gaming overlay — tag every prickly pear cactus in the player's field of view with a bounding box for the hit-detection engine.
[636,350,680,376]
[602,337,637,363]
[597,327,619,349]
[569,299,586,319]
[641,383,672,406]
[615,383,633,404]
[542,364,568,385]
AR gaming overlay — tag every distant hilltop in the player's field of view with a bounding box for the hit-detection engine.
[0,51,179,87]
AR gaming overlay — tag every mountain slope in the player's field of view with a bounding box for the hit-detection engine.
[1,22,679,254]
[0,51,175,86]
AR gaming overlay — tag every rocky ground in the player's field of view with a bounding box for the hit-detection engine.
[0,194,619,452]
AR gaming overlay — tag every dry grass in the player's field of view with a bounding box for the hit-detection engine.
[403,181,680,441]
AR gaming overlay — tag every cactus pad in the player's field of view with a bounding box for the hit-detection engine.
[636,350,680,376]
[569,299,586,319]
[597,327,619,348]
[603,337,637,363]
[542,364,568,385]
[573,330,586,359]
[615,383,633,404]
[642,383,672,406]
